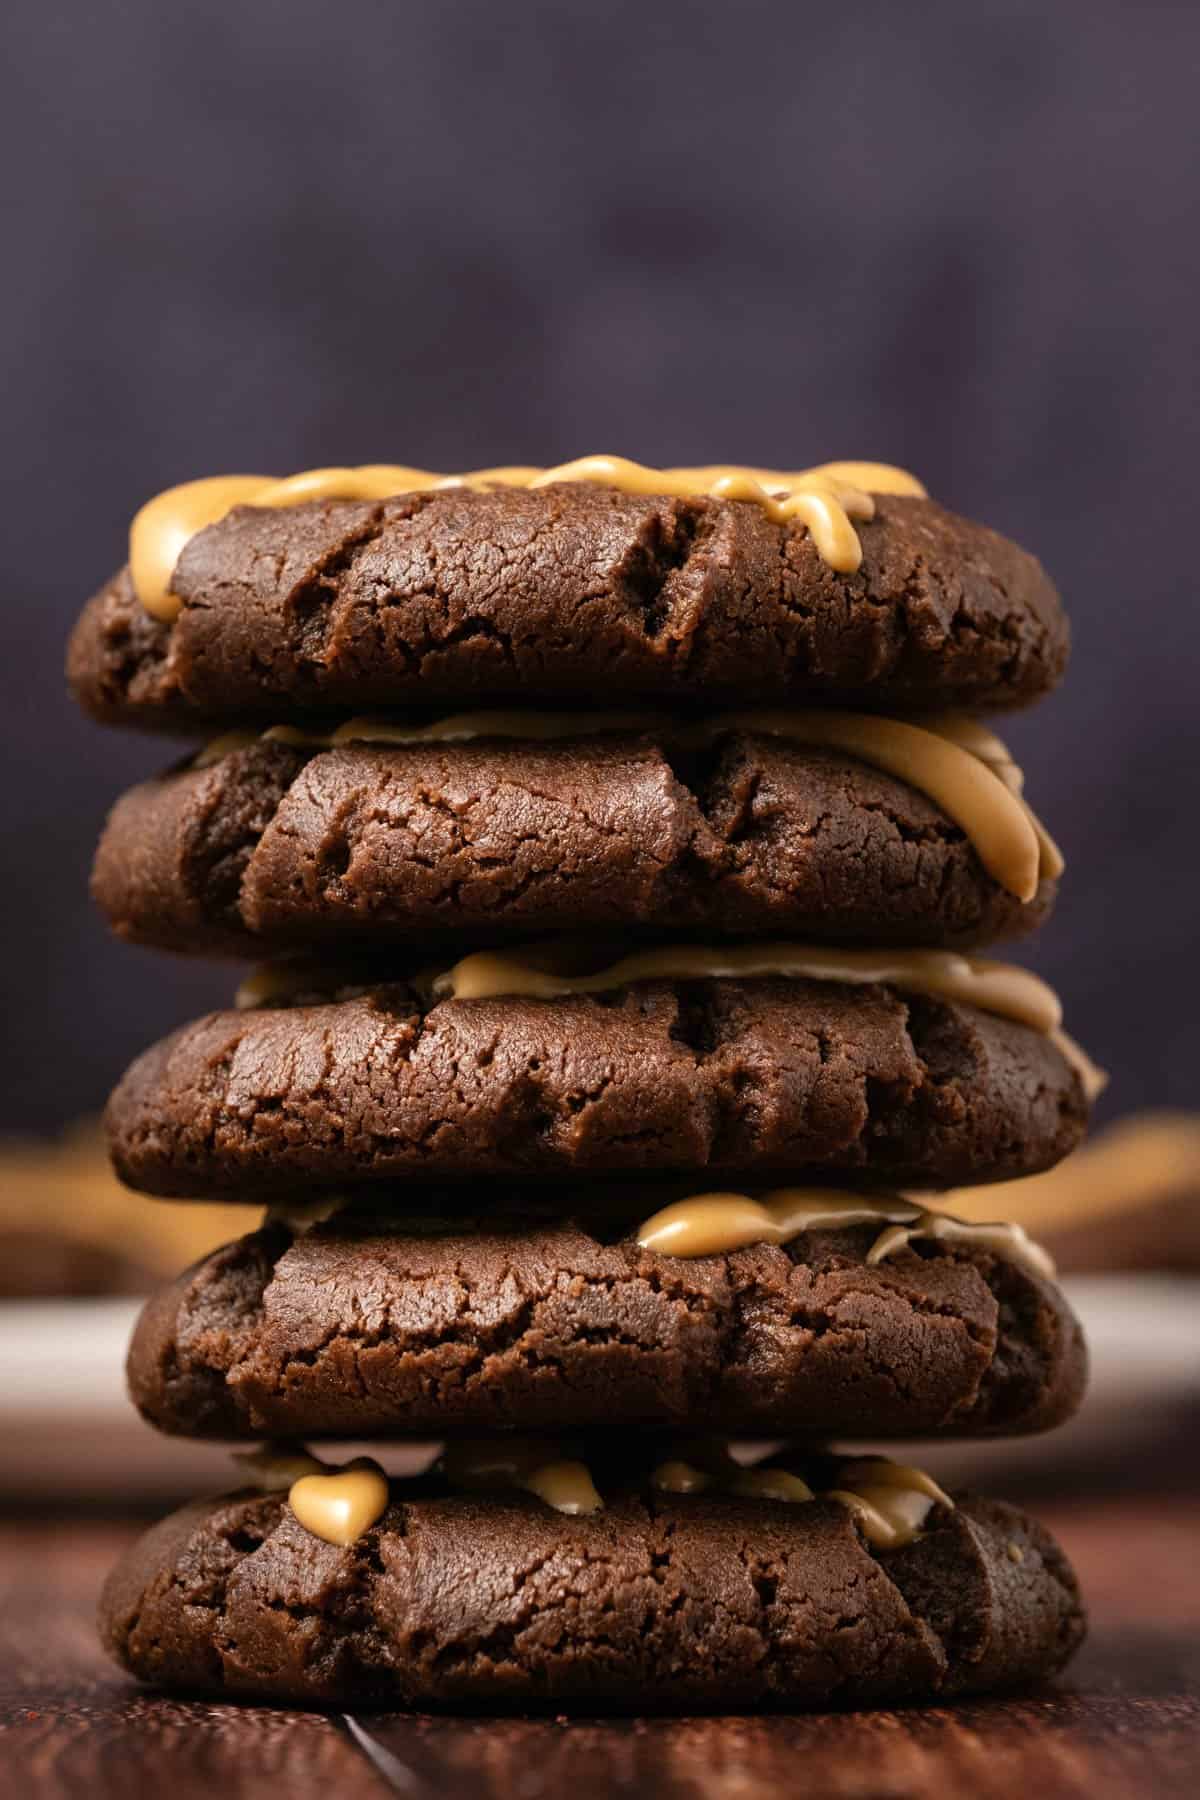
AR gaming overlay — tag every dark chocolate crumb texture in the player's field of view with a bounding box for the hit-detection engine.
[104,955,1093,1195]
[127,1198,1087,1441]
[92,724,1058,956]
[99,1454,1085,1710]
[68,482,1068,728]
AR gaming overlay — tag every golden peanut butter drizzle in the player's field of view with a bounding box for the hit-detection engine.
[198,704,1058,902]
[232,937,1102,1099]
[256,1186,1055,1282]
[649,1447,952,1550]
[434,940,1060,1028]
[433,940,1104,1100]
[130,456,926,621]
[519,1462,604,1515]
[922,713,1064,880]
[822,1460,955,1550]
[634,1187,1056,1280]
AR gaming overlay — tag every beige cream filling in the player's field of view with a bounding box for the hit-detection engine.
[197,705,1058,902]
[130,456,926,621]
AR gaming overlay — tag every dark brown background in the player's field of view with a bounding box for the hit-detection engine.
[2,0,1197,1133]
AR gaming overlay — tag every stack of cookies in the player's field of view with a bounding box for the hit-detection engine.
[71,457,1098,1711]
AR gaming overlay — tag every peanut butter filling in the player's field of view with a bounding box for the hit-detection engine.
[434,941,1061,1029]
[233,963,321,1011]
[198,705,1058,902]
[822,1463,953,1551]
[258,1185,1054,1280]
[235,1441,949,1551]
[434,941,1102,1099]
[439,1438,603,1516]
[650,1449,952,1550]
[519,1461,605,1517]
[130,456,925,621]
[287,1461,390,1548]
[634,1187,1056,1280]
[233,1445,391,1546]
[233,937,1102,1100]
[865,1209,1056,1279]
[433,941,1104,1099]
[443,1441,950,1548]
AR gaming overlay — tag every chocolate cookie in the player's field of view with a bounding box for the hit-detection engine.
[99,1479,1084,1709]
[104,976,1090,1196]
[68,488,1067,728]
[92,733,1055,956]
[127,1206,1087,1440]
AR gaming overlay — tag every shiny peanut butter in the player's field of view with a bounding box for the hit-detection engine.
[131,455,925,620]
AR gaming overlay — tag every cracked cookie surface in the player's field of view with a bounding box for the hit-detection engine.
[68,487,1067,729]
[104,976,1090,1195]
[127,1209,1087,1440]
[92,733,1055,955]
[98,1480,1085,1709]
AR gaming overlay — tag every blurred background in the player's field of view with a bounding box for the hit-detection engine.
[0,0,1197,1489]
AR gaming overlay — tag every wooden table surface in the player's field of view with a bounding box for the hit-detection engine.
[2,1494,1197,1799]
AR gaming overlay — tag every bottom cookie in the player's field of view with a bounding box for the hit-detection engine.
[100,1457,1084,1711]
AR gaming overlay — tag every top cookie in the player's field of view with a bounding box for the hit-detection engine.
[68,481,1067,728]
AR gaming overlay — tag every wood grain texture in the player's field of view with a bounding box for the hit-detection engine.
[1,1497,1196,1800]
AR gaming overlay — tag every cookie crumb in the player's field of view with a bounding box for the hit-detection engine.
[1007,1540,1025,1563]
